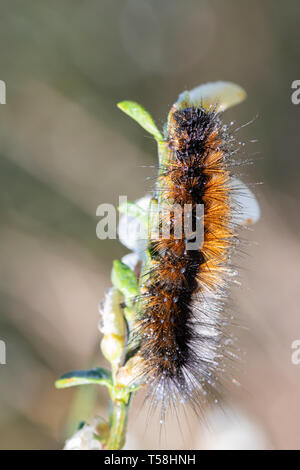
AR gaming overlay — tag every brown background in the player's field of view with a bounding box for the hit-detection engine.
[0,0,299,449]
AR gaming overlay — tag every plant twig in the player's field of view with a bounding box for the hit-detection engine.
[106,396,130,450]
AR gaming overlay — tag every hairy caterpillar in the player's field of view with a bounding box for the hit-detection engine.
[119,82,260,417]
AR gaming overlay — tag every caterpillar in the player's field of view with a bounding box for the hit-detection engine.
[119,82,260,417]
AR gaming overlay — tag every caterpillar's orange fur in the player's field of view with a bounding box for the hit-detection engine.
[135,103,239,413]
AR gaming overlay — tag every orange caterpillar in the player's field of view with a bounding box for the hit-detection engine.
[136,103,239,412]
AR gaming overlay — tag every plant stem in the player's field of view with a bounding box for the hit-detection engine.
[106,398,129,450]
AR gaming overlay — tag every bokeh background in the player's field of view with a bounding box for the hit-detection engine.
[0,0,300,449]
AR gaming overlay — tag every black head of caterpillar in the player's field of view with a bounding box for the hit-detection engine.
[135,104,243,415]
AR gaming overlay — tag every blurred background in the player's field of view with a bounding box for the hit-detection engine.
[0,0,299,449]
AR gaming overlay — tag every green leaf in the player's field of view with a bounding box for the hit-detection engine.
[111,260,139,309]
[118,200,148,226]
[55,367,112,390]
[117,101,163,141]
[157,140,168,167]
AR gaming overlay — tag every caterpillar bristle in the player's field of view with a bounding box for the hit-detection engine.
[134,103,249,416]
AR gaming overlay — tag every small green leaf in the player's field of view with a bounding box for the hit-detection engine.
[111,260,139,309]
[118,200,148,226]
[117,101,162,141]
[157,140,169,167]
[55,367,112,389]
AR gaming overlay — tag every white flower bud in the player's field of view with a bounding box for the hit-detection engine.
[99,287,126,366]
[116,355,145,388]
[63,418,106,450]
[230,178,260,225]
[177,81,247,112]
[118,195,151,255]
